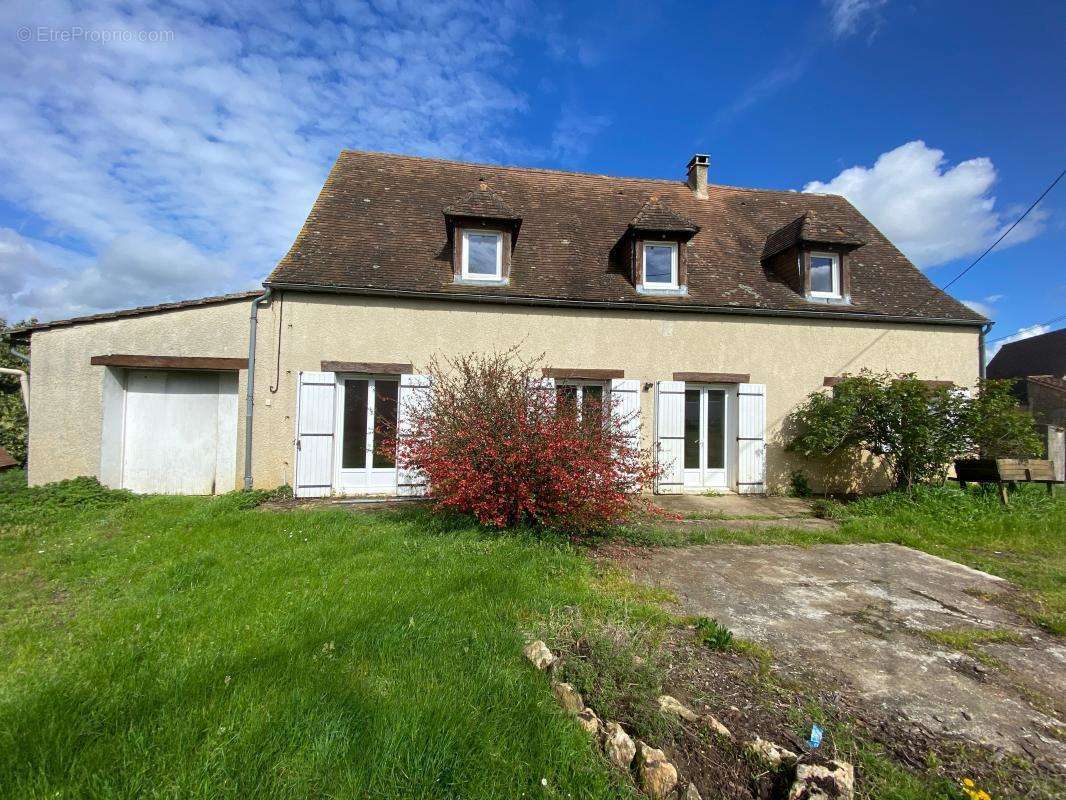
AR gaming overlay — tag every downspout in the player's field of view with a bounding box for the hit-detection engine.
[0,368,29,412]
[243,288,273,490]
[978,321,994,381]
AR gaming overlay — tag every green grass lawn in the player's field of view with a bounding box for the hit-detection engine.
[0,471,648,800]
[625,485,1066,635]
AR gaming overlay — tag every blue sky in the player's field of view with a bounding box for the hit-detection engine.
[1,0,1063,356]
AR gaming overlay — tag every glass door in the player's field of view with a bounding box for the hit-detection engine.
[682,385,732,490]
[335,375,399,494]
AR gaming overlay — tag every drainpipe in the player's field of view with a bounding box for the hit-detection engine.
[243,288,273,490]
[0,368,29,412]
[9,347,29,364]
[978,321,994,381]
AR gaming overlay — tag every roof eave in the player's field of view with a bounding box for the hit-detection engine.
[264,280,987,327]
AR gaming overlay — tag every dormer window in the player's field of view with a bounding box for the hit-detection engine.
[461,229,503,281]
[808,252,841,299]
[643,242,678,289]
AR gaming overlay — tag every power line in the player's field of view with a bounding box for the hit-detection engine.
[987,312,1066,343]
[941,168,1065,290]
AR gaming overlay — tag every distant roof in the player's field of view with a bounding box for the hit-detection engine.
[267,150,982,324]
[10,291,262,335]
[988,328,1066,379]
[0,446,17,470]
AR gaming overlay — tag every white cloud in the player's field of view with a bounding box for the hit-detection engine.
[823,0,888,39]
[987,324,1052,362]
[550,105,612,164]
[961,293,1005,320]
[803,141,1049,268]
[0,0,545,322]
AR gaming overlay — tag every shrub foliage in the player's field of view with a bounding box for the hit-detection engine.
[384,349,660,531]
[0,319,31,464]
[787,371,1041,490]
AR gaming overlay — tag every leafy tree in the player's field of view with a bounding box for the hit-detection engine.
[0,319,31,464]
[381,348,661,531]
[787,371,1041,491]
[963,379,1043,459]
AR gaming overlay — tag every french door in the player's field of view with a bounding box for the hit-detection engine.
[682,385,735,490]
[334,375,399,494]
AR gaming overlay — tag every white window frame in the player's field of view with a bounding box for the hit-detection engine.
[461,229,503,281]
[808,251,841,299]
[642,241,678,289]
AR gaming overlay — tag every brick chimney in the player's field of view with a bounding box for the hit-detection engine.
[686,154,709,199]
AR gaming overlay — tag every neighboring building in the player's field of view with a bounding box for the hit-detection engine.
[0,445,17,472]
[14,151,985,497]
[987,328,1066,427]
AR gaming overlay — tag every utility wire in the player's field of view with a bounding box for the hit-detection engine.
[940,168,1065,290]
[987,312,1066,343]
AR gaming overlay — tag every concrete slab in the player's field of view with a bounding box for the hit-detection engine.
[629,543,1066,769]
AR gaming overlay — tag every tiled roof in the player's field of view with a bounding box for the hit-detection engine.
[762,211,863,259]
[628,199,699,233]
[987,328,1066,379]
[0,446,17,470]
[268,151,981,323]
[11,291,262,334]
[443,184,520,220]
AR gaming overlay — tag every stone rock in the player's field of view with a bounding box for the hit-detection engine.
[523,640,556,670]
[702,713,733,739]
[636,740,679,799]
[681,782,702,800]
[787,759,855,800]
[657,694,699,722]
[576,707,601,735]
[747,736,799,769]
[602,722,636,770]
[552,682,584,715]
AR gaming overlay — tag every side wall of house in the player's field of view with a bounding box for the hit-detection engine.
[249,292,980,494]
[26,301,251,487]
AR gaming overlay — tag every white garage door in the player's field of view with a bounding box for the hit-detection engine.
[121,370,238,494]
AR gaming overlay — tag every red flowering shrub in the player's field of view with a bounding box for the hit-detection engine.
[382,349,661,531]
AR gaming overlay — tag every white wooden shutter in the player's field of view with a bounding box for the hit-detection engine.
[611,378,642,490]
[655,381,685,494]
[294,371,336,498]
[737,382,766,494]
[397,373,432,497]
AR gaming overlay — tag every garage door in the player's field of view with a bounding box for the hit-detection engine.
[121,370,238,494]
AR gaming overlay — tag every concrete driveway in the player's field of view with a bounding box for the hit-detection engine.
[629,543,1066,770]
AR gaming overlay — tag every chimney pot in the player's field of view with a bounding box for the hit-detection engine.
[686,154,709,199]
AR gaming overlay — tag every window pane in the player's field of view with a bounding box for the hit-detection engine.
[706,390,725,469]
[644,244,674,284]
[372,379,399,468]
[342,379,369,469]
[582,385,603,425]
[557,384,578,416]
[684,389,700,469]
[810,255,835,294]
[466,233,500,276]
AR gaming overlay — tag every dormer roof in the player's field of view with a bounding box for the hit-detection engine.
[443,183,520,221]
[628,199,700,235]
[763,211,864,260]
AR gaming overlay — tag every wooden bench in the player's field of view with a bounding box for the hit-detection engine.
[952,458,1063,504]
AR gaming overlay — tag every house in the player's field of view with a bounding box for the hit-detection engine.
[14,151,985,497]
[987,328,1066,427]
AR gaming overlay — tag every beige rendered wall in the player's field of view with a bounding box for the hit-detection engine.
[25,291,979,493]
[26,300,252,487]
[248,292,980,493]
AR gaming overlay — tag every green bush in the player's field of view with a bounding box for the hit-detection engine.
[787,372,1041,490]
